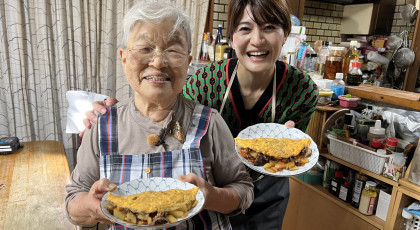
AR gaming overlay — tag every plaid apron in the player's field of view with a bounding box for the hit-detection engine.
[99,104,231,230]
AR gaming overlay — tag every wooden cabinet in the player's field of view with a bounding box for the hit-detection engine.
[286,0,305,21]
[284,85,420,230]
[340,0,396,35]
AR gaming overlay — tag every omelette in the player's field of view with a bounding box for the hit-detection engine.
[235,137,312,172]
[105,187,199,225]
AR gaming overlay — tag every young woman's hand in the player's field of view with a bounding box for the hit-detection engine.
[80,97,119,137]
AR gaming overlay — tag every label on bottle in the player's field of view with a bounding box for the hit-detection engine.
[352,180,363,203]
[339,186,348,200]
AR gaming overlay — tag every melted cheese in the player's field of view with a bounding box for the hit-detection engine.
[107,187,199,214]
[235,137,311,159]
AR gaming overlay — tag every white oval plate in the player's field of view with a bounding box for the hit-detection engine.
[236,123,319,177]
[101,177,205,229]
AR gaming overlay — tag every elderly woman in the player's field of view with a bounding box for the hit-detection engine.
[65,1,253,229]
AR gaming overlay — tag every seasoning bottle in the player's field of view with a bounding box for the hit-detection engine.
[317,41,330,76]
[200,32,209,61]
[343,40,360,78]
[358,181,378,215]
[330,171,343,197]
[351,172,369,208]
[338,181,352,202]
[347,61,363,86]
[367,120,386,145]
[385,137,398,154]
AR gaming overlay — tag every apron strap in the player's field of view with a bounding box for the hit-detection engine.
[220,63,276,122]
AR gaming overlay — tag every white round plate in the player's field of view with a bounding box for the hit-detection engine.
[236,123,319,177]
[101,177,205,229]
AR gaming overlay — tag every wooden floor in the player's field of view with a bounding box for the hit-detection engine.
[0,141,76,230]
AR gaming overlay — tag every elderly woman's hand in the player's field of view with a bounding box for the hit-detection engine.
[68,178,117,225]
[80,97,119,137]
[179,173,241,214]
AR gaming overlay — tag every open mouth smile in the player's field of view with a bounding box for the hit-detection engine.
[247,51,269,59]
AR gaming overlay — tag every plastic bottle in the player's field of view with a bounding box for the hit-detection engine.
[316,41,330,76]
[346,61,363,86]
[367,120,387,145]
[200,33,209,61]
[207,34,216,61]
[343,40,360,78]
[332,73,345,86]
[358,181,377,215]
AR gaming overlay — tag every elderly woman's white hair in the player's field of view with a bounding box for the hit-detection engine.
[121,0,192,53]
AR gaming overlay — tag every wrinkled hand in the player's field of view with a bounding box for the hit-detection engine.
[80,97,119,137]
[178,173,216,210]
[285,120,295,128]
[86,178,117,225]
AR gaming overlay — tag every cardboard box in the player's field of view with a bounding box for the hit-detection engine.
[375,189,391,221]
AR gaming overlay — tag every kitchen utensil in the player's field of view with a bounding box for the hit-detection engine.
[393,47,415,69]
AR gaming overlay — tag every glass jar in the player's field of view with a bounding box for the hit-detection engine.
[358,181,377,215]
[324,47,344,80]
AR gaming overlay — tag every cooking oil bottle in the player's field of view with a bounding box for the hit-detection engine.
[343,41,359,78]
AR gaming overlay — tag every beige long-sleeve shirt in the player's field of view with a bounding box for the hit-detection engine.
[65,95,254,224]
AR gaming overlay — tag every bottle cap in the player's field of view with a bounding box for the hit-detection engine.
[386,137,398,147]
[335,73,343,80]
[369,120,385,135]
[376,149,386,155]
[218,24,222,28]
[350,40,358,47]
[365,181,377,188]
[345,94,352,98]
[322,41,329,46]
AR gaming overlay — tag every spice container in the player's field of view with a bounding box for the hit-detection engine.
[385,137,398,154]
[318,89,334,105]
[351,172,369,208]
[338,94,361,108]
[367,120,386,145]
[358,181,378,215]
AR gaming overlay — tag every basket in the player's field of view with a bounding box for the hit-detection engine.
[403,208,420,230]
[328,134,390,174]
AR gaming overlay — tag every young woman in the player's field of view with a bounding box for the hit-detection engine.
[84,0,318,229]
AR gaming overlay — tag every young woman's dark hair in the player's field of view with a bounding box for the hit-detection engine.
[226,0,292,40]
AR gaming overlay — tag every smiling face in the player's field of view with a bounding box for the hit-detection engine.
[120,21,191,105]
[231,5,286,74]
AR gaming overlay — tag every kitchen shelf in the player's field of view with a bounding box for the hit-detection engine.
[320,152,399,187]
[310,183,385,229]
[346,85,420,110]
[398,178,420,201]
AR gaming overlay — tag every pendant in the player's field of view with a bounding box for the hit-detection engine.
[147,134,161,146]
[170,121,185,143]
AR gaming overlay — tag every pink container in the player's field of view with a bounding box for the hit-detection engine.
[339,95,361,107]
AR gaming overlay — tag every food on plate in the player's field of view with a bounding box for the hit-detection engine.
[235,137,312,173]
[104,187,199,225]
